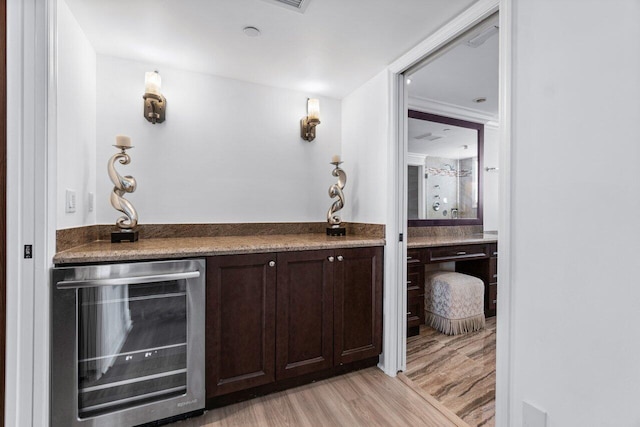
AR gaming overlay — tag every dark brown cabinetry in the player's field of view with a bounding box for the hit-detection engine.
[206,253,277,397]
[456,242,498,317]
[406,249,425,337]
[406,242,498,337]
[334,247,383,365]
[206,246,383,403]
[276,250,334,379]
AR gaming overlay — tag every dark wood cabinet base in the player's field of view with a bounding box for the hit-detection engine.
[205,356,379,410]
[406,242,498,337]
[206,247,383,407]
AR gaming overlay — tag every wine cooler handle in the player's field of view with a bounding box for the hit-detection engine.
[57,270,201,289]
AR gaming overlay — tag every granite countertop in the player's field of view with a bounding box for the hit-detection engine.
[407,233,498,249]
[53,233,386,264]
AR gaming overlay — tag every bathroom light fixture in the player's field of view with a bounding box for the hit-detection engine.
[143,71,166,124]
[301,98,321,141]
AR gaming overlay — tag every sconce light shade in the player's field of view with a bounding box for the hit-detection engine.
[301,98,321,141]
[143,71,166,124]
[145,71,162,95]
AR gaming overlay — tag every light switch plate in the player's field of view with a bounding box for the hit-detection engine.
[65,189,76,213]
[523,401,547,427]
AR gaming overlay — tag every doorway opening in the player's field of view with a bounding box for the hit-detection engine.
[397,12,501,427]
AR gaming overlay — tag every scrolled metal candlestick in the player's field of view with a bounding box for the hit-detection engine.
[327,161,347,236]
[108,145,139,242]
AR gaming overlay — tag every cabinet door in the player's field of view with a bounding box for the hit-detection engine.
[276,250,334,380]
[334,247,383,365]
[206,253,277,397]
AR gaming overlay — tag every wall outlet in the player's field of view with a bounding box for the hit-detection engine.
[523,401,547,427]
[65,189,77,213]
[88,192,94,212]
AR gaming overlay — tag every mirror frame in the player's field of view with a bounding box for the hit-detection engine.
[407,110,484,227]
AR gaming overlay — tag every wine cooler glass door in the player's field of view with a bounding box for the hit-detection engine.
[51,259,205,427]
[77,280,188,418]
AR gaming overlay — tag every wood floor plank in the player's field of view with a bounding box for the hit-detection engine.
[397,373,469,427]
[170,367,459,427]
[405,317,496,427]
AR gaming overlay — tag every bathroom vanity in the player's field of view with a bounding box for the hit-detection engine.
[406,234,497,337]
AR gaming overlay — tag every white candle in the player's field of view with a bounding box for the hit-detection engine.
[145,71,162,96]
[331,154,341,163]
[115,135,132,147]
[307,99,320,121]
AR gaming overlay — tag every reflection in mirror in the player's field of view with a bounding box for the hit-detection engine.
[407,111,483,226]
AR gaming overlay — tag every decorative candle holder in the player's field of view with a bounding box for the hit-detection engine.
[327,160,347,236]
[108,138,139,243]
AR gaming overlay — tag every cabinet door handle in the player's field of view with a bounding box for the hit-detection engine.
[456,251,467,255]
[328,256,335,262]
[407,311,412,315]
[493,300,497,304]
[407,256,413,260]
[268,261,276,267]
[337,255,344,262]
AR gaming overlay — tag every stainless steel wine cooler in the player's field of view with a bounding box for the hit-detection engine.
[51,259,205,427]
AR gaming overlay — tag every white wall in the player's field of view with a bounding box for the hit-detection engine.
[93,56,341,225]
[56,0,96,229]
[342,70,402,375]
[509,1,640,425]
[483,124,498,231]
[341,70,390,224]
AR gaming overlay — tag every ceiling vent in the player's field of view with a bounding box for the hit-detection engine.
[260,0,312,13]
[414,132,445,141]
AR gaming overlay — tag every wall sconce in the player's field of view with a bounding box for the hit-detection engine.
[301,98,320,141]
[143,71,166,124]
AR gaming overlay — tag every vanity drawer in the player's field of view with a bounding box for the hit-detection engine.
[407,284,422,300]
[488,283,497,311]
[489,257,498,281]
[407,248,425,265]
[427,244,490,263]
[408,263,424,286]
[407,281,425,336]
[489,243,498,258]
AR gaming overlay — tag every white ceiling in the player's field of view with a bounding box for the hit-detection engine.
[408,117,478,159]
[407,19,499,118]
[64,0,478,99]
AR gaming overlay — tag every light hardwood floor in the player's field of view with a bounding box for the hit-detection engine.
[405,317,497,427]
[172,368,465,427]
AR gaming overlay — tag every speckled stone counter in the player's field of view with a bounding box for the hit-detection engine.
[408,232,497,249]
[53,234,385,265]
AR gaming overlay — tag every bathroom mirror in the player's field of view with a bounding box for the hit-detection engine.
[407,110,483,226]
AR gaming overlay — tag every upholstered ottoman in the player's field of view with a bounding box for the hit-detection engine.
[424,271,485,335]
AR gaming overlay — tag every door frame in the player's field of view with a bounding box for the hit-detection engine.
[1,0,6,423]
[5,0,55,425]
[386,0,513,425]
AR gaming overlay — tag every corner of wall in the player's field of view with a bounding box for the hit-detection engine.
[56,0,97,230]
